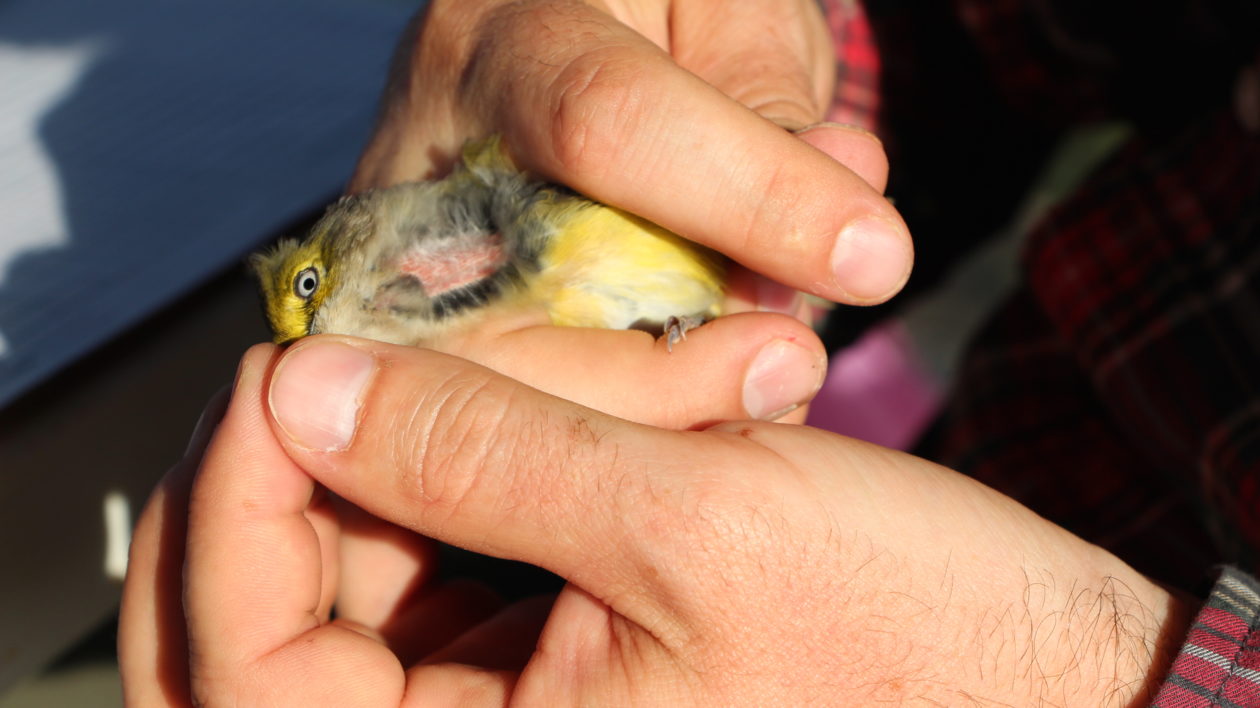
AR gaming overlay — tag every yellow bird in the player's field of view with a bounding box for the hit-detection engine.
[251,136,725,350]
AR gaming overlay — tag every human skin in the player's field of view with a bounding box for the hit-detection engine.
[118,342,1188,705]
[119,1,1190,705]
[337,0,911,428]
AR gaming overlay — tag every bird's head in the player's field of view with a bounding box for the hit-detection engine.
[250,232,336,344]
[251,192,381,343]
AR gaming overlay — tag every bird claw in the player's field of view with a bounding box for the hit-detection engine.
[664,315,704,353]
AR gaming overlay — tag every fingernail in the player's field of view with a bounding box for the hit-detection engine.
[831,217,912,303]
[269,341,377,451]
[742,340,825,421]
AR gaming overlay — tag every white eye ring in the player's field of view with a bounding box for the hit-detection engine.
[294,267,320,299]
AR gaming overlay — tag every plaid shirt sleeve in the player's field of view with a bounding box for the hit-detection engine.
[1154,568,1260,707]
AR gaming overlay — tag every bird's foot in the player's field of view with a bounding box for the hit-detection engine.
[663,315,704,353]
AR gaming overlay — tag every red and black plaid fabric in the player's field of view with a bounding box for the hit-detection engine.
[1154,568,1260,707]
[934,112,1260,586]
[1022,114,1260,565]
[968,108,1260,707]
[819,0,880,131]
[823,1,1260,703]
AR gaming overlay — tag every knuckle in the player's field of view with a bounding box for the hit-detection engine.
[546,47,649,180]
[460,0,663,186]
[714,51,821,127]
[393,374,509,521]
[385,370,585,535]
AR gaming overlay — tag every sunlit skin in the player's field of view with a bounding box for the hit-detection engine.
[116,1,1184,706]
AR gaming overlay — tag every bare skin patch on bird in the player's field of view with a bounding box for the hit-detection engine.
[396,234,509,296]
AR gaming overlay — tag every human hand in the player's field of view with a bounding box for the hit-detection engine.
[120,340,1188,706]
[341,0,912,425]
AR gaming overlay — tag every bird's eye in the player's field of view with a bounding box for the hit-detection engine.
[293,267,320,299]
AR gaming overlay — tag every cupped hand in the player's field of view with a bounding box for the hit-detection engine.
[339,0,913,426]
[120,341,1188,706]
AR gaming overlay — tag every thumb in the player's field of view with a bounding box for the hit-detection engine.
[263,336,673,594]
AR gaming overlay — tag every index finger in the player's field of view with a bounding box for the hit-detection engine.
[182,345,404,704]
[488,6,911,304]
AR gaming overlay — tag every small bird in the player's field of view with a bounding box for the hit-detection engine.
[251,136,724,350]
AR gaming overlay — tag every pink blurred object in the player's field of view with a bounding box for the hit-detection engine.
[806,321,945,450]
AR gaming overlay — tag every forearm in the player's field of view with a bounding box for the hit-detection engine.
[972,564,1188,706]
[880,553,1189,706]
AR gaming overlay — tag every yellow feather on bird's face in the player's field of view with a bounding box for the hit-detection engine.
[250,136,725,348]
[250,237,334,344]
